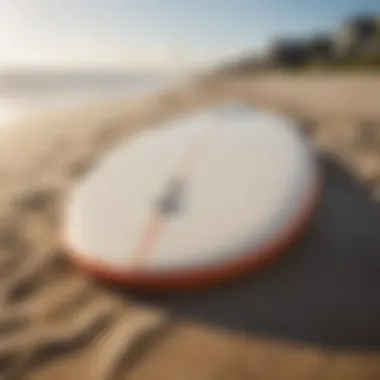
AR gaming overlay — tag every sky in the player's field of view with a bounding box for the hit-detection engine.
[0,0,380,71]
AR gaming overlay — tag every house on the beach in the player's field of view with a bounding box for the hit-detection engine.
[214,13,380,74]
[266,15,380,68]
[308,35,334,63]
[334,15,380,59]
[266,38,310,68]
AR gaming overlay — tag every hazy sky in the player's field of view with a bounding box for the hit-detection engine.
[1,0,379,70]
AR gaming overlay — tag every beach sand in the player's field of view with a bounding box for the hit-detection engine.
[1,73,380,379]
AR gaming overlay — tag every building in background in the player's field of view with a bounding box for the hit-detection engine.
[334,16,380,59]
[266,38,309,68]
[308,35,334,63]
[214,14,380,74]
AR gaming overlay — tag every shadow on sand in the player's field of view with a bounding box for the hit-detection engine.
[104,154,380,350]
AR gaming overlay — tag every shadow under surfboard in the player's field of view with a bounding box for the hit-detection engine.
[103,154,380,350]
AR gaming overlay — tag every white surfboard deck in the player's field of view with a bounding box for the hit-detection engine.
[64,102,319,289]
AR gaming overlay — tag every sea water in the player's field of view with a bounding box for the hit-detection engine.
[0,70,181,125]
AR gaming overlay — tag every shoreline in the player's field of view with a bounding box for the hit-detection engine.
[2,72,380,190]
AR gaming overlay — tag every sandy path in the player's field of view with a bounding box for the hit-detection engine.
[0,73,380,379]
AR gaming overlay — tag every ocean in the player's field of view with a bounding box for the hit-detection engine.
[0,70,180,125]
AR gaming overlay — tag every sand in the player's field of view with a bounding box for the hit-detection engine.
[1,73,380,379]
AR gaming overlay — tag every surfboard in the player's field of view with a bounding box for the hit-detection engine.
[63,102,320,291]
